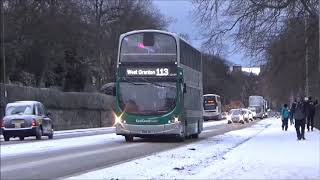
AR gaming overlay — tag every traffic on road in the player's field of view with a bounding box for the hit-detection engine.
[1,1,319,179]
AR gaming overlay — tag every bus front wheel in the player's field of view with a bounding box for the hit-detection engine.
[176,134,185,142]
[124,135,134,142]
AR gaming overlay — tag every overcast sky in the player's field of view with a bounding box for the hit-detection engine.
[153,0,255,67]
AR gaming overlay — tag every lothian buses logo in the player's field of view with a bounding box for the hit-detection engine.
[136,119,158,123]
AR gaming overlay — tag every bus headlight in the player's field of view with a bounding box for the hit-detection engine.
[169,117,180,124]
[174,117,180,123]
[115,116,126,125]
[115,116,122,124]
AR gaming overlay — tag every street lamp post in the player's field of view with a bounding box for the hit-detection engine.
[304,13,309,98]
[1,0,6,118]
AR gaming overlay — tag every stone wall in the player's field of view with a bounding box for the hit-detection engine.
[0,84,114,130]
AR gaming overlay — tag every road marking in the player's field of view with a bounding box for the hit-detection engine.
[1,142,143,172]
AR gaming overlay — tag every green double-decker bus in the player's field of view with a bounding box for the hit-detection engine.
[113,30,203,142]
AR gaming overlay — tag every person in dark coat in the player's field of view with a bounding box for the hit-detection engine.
[290,99,297,125]
[294,96,307,140]
[306,97,318,131]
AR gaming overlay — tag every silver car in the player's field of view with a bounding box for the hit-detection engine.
[227,109,245,124]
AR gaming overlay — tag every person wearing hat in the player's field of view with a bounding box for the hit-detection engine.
[293,96,307,140]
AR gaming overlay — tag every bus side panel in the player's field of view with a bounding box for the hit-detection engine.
[180,64,203,136]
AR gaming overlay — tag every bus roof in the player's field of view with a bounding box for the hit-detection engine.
[249,95,263,98]
[120,29,177,38]
[203,94,220,97]
[119,29,199,52]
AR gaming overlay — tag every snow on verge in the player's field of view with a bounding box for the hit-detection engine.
[67,119,279,179]
[193,118,320,179]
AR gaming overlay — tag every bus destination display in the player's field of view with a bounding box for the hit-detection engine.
[126,67,175,77]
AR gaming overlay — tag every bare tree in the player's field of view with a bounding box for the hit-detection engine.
[194,0,319,58]
[3,0,169,91]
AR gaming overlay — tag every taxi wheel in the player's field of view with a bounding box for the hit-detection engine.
[4,135,10,141]
[124,135,133,142]
[19,136,24,141]
[48,133,53,139]
[36,128,42,140]
[48,130,54,139]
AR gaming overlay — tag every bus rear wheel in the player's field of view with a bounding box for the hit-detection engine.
[124,135,134,142]
[191,133,199,139]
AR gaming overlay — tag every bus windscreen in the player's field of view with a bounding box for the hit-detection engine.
[203,96,217,110]
[120,32,177,62]
[119,82,176,115]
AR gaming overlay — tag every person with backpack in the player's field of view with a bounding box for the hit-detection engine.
[306,97,318,131]
[281,104,290,131]
[290,99,297,125]
[294,96,307,140]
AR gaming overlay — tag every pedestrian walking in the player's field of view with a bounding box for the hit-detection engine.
[294,96,307,140]
[306,97,318,131]
[281,104,290,131]
[290,99,297,125]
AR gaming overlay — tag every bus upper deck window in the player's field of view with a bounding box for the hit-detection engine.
[143,32,154,46]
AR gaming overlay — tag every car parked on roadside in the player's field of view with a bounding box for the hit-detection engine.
[227,109,245,124]
[1,101,54,141]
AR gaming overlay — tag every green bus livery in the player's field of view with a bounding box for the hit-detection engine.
[113,30,203,142]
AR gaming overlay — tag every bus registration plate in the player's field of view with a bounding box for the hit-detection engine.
[141,130,154,134]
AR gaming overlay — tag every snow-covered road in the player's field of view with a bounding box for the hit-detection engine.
[0,119,227,143]
[0,133,123,158]
[0,119,228,157]
[1,118,248,180]
[68,118,320,179]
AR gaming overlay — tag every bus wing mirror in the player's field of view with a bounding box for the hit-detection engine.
[46,112,52,117]
[183,83,187,94]
[112,87,116,96]
[100,83,116,96]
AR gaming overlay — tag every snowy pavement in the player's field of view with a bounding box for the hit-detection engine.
[68,118,320,179]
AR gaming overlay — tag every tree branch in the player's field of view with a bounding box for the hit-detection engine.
[249,0,291,9]
[299,0,317,17]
